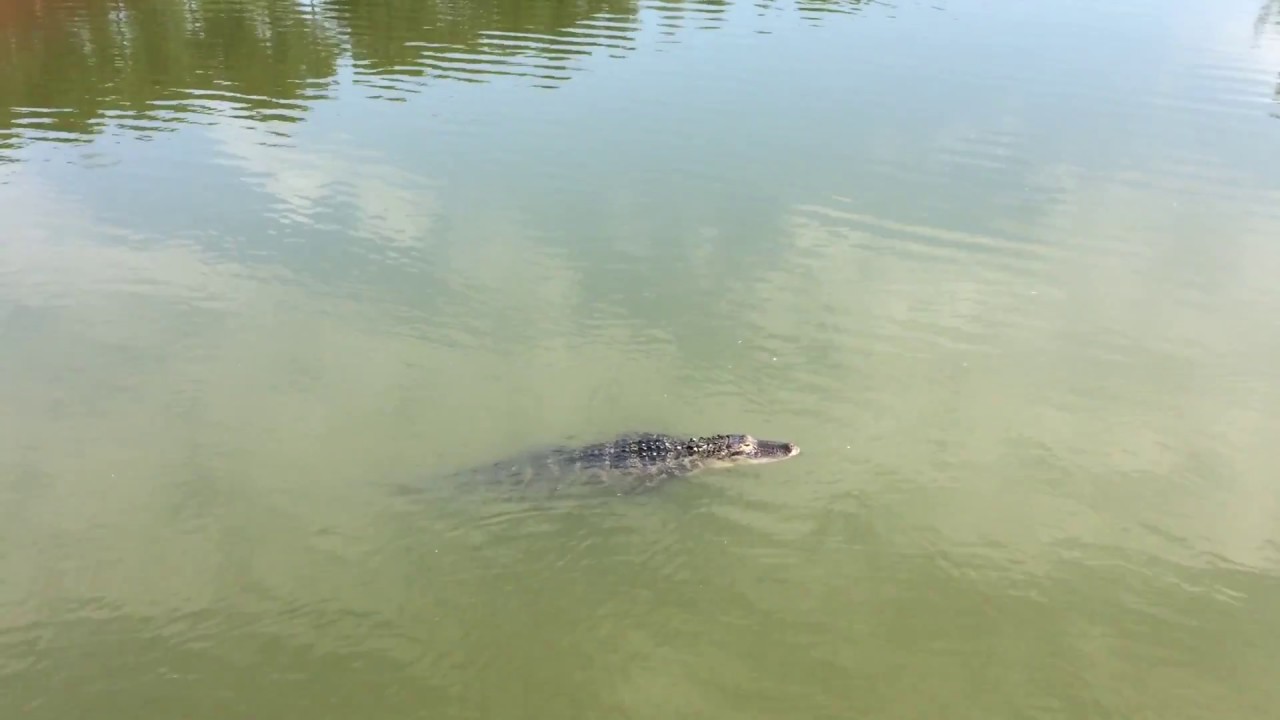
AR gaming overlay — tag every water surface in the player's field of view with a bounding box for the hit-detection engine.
[3,0,1280,717]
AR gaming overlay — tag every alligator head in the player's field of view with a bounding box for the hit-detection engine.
[685,434,800,468]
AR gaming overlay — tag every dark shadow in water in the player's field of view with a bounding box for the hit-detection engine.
[0,0,638,152]
[325,0,641,93]
[0,0,341,144]
[0,0,871,153]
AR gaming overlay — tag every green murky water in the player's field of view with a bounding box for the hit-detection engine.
[3,0,1280,717]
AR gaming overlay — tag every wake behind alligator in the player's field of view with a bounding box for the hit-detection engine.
[414,432,801,499]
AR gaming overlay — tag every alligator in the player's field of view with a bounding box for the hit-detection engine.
[428,431,801,498]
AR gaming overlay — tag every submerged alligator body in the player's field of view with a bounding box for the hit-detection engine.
[447,432,801,497]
